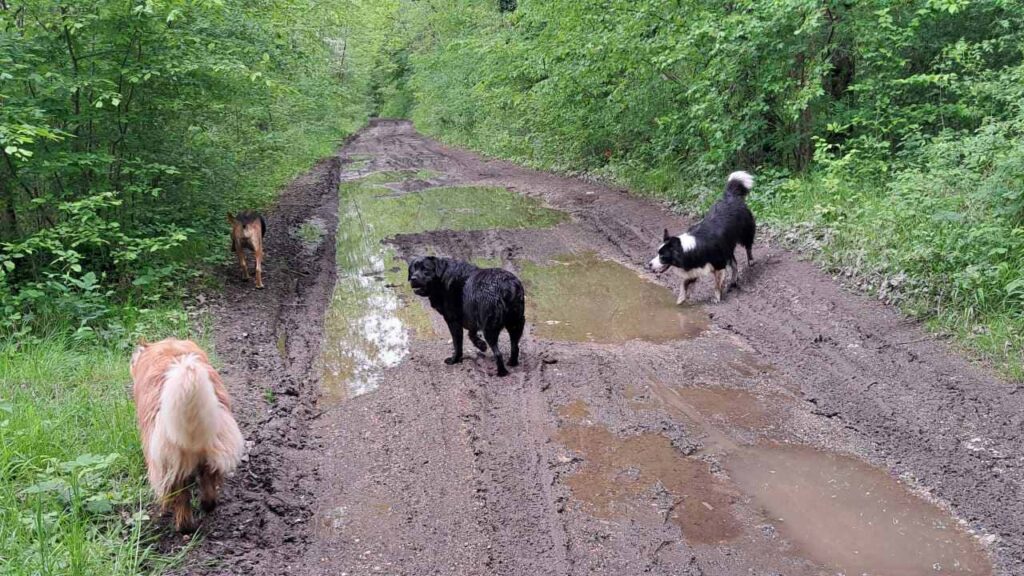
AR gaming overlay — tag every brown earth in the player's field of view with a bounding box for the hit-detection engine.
[175,120,1021,575]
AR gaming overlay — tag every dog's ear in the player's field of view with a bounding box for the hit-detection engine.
[227,212,236,225]
[130,337,149,369]
[663,228,670,241]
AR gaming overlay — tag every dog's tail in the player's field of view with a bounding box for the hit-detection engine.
[725,171,754,197]
[151,354,245,495]
[157,354,222,453]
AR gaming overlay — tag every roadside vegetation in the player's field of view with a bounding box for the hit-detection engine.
[370,0,1024,379]
[0,1,395,573]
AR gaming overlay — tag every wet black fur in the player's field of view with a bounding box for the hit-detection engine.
[408,256,526,377]
[652,174,756,298]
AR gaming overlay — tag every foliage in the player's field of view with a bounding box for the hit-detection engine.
[0,0,388,338]
[371,0,1024,377]
[0,0,399,572]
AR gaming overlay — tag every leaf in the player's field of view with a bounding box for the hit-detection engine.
[85,495,113,514]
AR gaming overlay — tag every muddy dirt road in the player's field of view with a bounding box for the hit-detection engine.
[185,120,1021,575]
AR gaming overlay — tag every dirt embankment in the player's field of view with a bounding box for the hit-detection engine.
[179,120,1020,576]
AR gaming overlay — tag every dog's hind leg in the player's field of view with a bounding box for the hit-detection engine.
[254,244,265,289]
[745,243,755,267]
[198,463,223,514]
[444,320,464,365]
[170,477,196,533]
[484,327,508,377]
[506,317,524,367]
[469,330,487,353]
[729,258,739,288]
[236,245,249,281]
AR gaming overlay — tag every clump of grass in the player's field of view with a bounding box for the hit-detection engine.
[0,310,197,575]
[262,387,277,405]
[294,219,327,251]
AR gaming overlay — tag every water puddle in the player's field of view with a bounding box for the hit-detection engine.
[356,184,566,233]
[319,174,568,404]
[521,253,708,343]
[620,380,992,573]
[556,424,740,544]
[728,444,992,575]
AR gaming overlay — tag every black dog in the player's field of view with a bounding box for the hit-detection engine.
[408,256,526,377]
[648,171,756,303]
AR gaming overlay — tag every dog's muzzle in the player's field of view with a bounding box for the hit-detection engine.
[409,280,429,296]
[648,256,669,274]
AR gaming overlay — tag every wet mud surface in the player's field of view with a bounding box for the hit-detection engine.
[185,120,1020,575]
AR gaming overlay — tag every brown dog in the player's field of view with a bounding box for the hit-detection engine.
[130,338,245,533]
[228,211,267,289]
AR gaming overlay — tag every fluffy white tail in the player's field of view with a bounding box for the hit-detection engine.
[158,354,221,450]
[726,171,754,196]
[148,353,244,498]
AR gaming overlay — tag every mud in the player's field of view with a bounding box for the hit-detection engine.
[174,155,343,574]
[184,120,1020,575]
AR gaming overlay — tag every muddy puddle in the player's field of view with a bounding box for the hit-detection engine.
[556,421,741,544]
[561,383,992,574]
[521,253,708,343]
[728,445,992,575]
[319,173,568,403]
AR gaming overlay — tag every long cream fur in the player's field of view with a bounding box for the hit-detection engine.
[130,338,244,531]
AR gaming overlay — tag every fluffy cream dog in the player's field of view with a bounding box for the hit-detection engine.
[130,338,244,532]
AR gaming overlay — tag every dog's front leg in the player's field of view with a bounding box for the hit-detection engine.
[713,268,726,302]
[445,320,464,365]
[677,279,695,305]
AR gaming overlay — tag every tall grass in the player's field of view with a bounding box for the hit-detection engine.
[0,311,200,575]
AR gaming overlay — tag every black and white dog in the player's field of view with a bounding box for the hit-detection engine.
[647,171,756,304]
[408,256,526,377]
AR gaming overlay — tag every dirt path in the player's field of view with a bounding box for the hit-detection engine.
[186,120,1021,575]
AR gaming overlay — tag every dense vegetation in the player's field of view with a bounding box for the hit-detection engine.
[2,0,1022,573]
[0,1,393,573]
[370,0,1024,378]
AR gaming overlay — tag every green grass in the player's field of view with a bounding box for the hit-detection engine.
[751,173,1024,381]
[294,220,327,250]
[0,311,200,576]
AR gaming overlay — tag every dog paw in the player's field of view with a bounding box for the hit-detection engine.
[508,358,519,367]
[200,499,218,514]
[497,368,509,377]
[471,340,487,352]
[176,519,198,535]
[255,284,265,290]
[444,356,463,365]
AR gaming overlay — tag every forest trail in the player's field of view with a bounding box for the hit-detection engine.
[186,120,1019,575]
